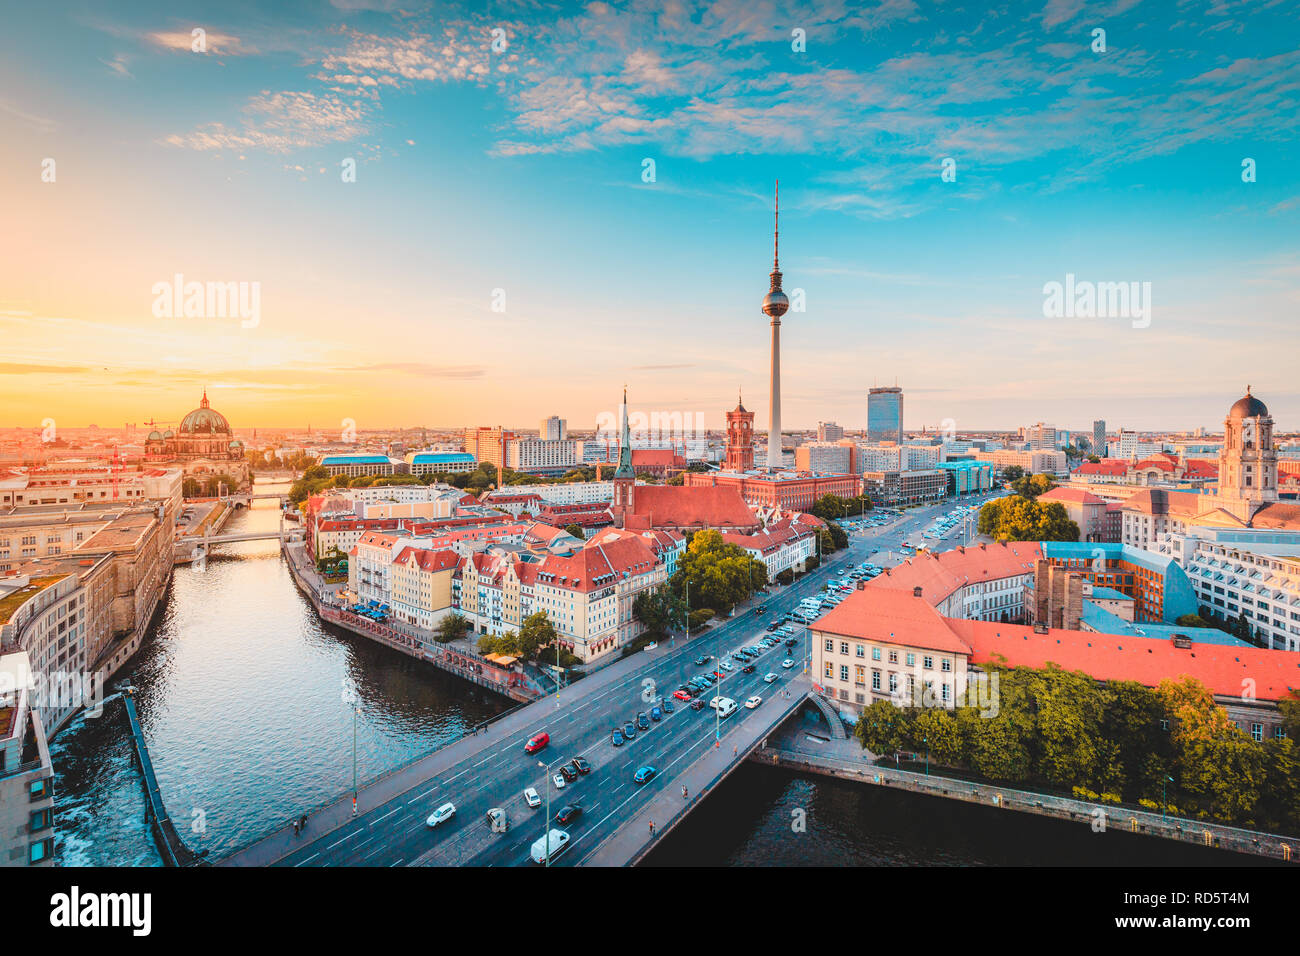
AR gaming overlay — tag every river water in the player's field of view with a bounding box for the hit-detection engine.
[51,483,1244,867]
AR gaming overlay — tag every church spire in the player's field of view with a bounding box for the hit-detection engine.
[615,386,634,479]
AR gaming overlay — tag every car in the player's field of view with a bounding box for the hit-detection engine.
[552,773,566,790]
[711,670,724,679]
[524,732,549,754]
[634,766,657,785]
[650,706,663,721]
[690,697,707,711]
[523,787,542,808]
[611,729,624,746]
[694,654,713,665]
[555,804,583,825]
[763,672,778,683]
[486,807,509,831]
[784,637,797,648]
[623,721,636,739]
[426,802,456,827]
[559,763,578,782]
[572,756,591,775]
[741,664,755,674]
[757,604,767,613]
[673,689,692,701]
[637,712,650,730]
[782,658,796,669]
[662,697,674,713]
[719,661,733,672]
[745,695,762,709]
[766,622,779,632]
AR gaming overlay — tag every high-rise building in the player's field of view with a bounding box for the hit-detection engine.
[1093,420,1106,456]
[817,421,844,442]
[866,387,903,444]
[462,426,515,469]
[725,393,755,471]
[540,416,567,441]
[1024,422,1058,450]
[761,182,790,474]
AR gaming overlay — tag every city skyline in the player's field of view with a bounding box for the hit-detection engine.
[3,0,1299,431]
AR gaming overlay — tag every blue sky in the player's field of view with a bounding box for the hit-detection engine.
[2,0,1298,434]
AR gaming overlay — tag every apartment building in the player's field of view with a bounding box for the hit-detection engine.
[0,652,56,866]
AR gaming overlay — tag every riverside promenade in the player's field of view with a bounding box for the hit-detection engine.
[281,540,542,704]
[750,725,1298,864]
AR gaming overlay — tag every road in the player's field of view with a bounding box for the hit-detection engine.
[271,494,1000,867]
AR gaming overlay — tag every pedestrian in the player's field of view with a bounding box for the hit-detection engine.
[292,820,299,836]
[649,821,655,836]
[682,786,688,799]
[300,814,307,831]
[733,745,738,756]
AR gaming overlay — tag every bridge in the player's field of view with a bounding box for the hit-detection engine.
[219,548,847,867]
[178,528,304,547]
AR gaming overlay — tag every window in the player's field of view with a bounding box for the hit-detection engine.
[30,837,53,864]
[923,656,933,670]
[30,808,52,833]
[1251,723,1263,742]
[906,653,915,667]
[888,650,898,664]
[941,659,951,672]
[824,639,833,653]
[839,642,849,656]
[871,670,881,691]
[30,778,49,801]
[855,644,865,658]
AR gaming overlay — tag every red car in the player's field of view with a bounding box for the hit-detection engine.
[524,732,549,754]
[673,690,692,701]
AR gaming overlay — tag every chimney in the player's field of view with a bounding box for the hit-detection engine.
[1032,622,1049,634]
[1171,633,1192,649]
[912,586,923,598]
[979,542,987,550]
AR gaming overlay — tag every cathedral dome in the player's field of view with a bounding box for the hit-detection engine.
[1229,387,1268,419]
[179,391,231,435]
[147,430,163,442]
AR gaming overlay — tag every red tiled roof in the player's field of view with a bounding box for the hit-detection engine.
[624,485,758,531]
[393,547,460,573]
[1039,487,1105,505]
[868,541,1042,605]
[951,619,1300,702]
[1121,488,1211,519]
[813,588,973,655]
[1074,459,1128,476]
[631,449,681,468]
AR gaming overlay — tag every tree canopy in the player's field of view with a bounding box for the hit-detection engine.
[977,496,1079,542]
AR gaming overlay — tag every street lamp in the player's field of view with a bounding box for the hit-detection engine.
[923,734,929,776]
[538,756,566,867]
[1162,775,1174,822]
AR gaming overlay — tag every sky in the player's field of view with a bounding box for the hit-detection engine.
[2,0,1298,436]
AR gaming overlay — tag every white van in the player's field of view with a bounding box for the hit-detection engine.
[709,696,738,719]
[530,828,570,864]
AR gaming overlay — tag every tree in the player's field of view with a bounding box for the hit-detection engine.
[563,524,586,540]
[1087,454,1101,464]
[435,612,471,643]
[978,496,1079,542]
[633,585,686,635]
[1000,465,1025,483]
[518,612,559,661]
[1010,473,1056,499]
[671,529,767,613]
[855,700,912,758]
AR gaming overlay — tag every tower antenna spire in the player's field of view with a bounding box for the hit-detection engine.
[773,180,779,272]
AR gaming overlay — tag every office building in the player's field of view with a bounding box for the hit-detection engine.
[867,386,904,444]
